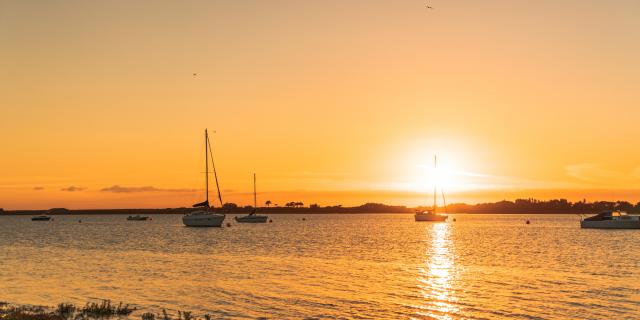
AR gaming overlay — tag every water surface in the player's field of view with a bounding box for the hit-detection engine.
[0,214,638,319]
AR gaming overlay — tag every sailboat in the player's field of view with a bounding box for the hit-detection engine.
[127,215,149,221]
[415,155,448,222]
[31,215,52,221]
[182,129,226,227]
[235,173,268,223]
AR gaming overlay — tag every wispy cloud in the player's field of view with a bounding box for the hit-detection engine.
[60,186,85,192]
[101,185,198,193]
[565,163,639,185]
[33,186,44,190]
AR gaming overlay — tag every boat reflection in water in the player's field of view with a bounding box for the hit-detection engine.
[415,223,459,320]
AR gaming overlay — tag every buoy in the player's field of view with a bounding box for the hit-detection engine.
[526,220,530,224]
[302,218,306,221]
[79,220,82,223]
[453,218,456,222]
[226,222,231,227]
[269,219,273,223]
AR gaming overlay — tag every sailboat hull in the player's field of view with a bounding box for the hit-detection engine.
[127,216,149,221]
[235,215,268,223]
[414,214,447,222]
[580,220,640,229]
[183,211,225,227]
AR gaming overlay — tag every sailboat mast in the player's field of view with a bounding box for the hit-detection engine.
[205,129,209,207]
[433,155,437,212]
[253,173,257,209]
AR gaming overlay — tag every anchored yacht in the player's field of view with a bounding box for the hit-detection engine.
[580,211,640,229]
[182,129,226,227]
[127,215,149,221]
[235,173,268,223]
[31,215,51,221]
[415,155,448,222]
[415,208,447,222]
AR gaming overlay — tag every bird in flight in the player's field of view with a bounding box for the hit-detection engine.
[193,73,198,77]
[425,2,434,9]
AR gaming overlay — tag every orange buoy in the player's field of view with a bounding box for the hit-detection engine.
[226,222,231,227]
[269,219,273,223]
[526,220,530,224]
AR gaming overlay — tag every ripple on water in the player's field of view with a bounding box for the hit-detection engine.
[1,213,639,319]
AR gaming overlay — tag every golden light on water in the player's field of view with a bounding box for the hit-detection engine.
[415,223,459,319]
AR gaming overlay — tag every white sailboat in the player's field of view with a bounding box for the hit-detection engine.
[182,129,226,227]
[415,155,448,222]
[235,173,268,223]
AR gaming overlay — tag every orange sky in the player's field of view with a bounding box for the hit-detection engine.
[1,1,640,209]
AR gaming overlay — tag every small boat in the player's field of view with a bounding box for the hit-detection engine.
[415,155,448,222]
[235,173,268,223]
[127,215,149,221]
[580,211,640,229]
[235,210,268,223]
[183,129,226,227]
[415,209,447,222]
[31,215,51,221]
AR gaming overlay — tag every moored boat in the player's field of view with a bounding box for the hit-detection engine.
[235,213,268,223]
[580,211,640,229]
[183,210,225,227]
[415,209,447,222]
[415,155,448,222]
[31,215,51,221]
[182,129,226,227]
[127,215,149,221]
[235,173,268,223]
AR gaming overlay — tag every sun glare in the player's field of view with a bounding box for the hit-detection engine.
[385,137,490,197]
[395,149,477,196]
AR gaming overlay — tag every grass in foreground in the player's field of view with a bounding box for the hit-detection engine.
[0,301,231,320]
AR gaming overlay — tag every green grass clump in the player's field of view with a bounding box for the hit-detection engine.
[0,304,61,320]
[1,301,218,320]
[152,309,213,320]
[55,303,75,320]
[140,313,154,320]
[80,300,134,318]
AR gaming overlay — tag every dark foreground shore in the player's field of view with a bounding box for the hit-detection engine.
[0,300,235,320]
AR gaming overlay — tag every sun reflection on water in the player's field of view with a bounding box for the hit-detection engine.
[414,223,459,320]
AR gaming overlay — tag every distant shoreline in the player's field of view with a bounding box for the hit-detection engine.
[0,210,586,215]
[1,199,629,215]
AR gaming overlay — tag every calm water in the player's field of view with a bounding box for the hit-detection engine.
[0,213,639,319]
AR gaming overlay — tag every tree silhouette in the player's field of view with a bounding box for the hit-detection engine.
[222,202,238,209]
[265,200,272,207]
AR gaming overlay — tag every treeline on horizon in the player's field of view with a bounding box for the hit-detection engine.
[1,198,636,214]
[264,198,639,214]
